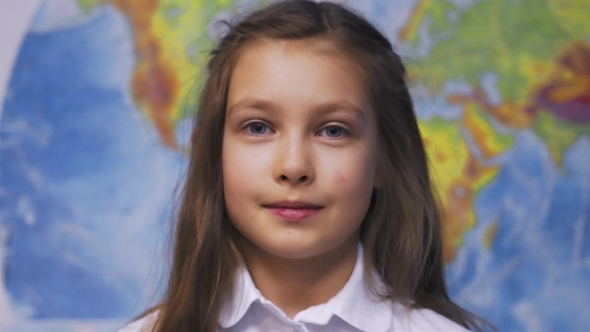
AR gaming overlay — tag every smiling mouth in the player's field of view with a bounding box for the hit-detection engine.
[263,201,323,220]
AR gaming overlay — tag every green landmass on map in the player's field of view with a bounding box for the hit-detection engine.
[402,0,590,259]
[76,0,103,13]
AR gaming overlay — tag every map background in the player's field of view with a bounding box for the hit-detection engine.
[0,0,588,331]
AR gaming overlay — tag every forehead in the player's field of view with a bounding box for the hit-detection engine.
[227,39,370,114]
[235,38,363,74]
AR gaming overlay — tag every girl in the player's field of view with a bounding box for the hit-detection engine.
[121,1,489,331]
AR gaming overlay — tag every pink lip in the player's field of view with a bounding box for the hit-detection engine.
[264,201,323,220]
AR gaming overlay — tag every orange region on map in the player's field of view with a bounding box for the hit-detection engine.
[398,0,426,41]
[111,0,180,149]
[526,42,590,124]
[447,87,534,129]
[483,221,499,250]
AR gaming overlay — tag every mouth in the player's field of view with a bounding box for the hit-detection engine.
[263,201,324,220]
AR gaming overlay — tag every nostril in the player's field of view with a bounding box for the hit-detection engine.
[278,174,309,183]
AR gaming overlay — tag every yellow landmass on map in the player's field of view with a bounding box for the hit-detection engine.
[418,97,510,261]
[462,105,515,159]
[150,0,231,121]
[419,118,499,262]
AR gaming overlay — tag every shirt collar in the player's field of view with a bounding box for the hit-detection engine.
[217,262,260,328]
[218,244,393,332]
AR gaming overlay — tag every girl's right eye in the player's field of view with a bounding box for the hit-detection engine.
[245,122,270,135]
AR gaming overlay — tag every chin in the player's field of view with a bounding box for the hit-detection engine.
[257,237,328,260]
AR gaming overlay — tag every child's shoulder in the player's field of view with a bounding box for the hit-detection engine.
[390,302,470,331]
[116,311,158,332]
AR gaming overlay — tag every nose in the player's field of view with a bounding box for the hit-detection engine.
[273,135,315,186]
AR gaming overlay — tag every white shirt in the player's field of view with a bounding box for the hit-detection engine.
[118,245,468,332]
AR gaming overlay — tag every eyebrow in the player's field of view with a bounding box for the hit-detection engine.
[227,98,367,123]
[227,99,277,115]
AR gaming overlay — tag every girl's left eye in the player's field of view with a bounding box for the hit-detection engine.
[245,122,270,135]
[318,125,348,138]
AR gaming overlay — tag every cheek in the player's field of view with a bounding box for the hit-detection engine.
[322,149,376,222]
[333,172,346,185]
[326,150,376,191]
[222,138,273,203]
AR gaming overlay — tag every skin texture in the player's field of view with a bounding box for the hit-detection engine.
[222,40,379,318]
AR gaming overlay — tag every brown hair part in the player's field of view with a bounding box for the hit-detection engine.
[150,1,492,331]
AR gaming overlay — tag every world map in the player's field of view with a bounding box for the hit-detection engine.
[1,0,588,331]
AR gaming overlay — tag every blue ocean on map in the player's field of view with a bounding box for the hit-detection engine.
[1,6,182,320]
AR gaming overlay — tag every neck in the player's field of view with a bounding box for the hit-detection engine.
[240,236,359,319]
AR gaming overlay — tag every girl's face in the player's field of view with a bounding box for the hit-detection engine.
[222,40,379,260]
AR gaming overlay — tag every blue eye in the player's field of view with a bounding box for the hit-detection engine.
[319,125,347,138]
[246,122,269,135]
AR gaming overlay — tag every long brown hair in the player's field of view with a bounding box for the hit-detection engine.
[151,1,489,331]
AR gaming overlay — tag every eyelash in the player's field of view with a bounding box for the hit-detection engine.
[243,121,350,138]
